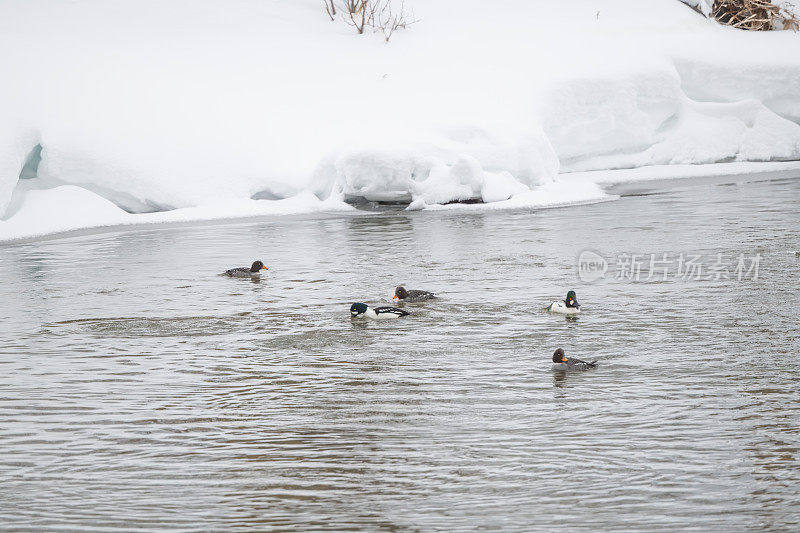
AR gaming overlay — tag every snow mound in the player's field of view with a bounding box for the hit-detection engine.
[330,125,558,205]
[542,61,800,173]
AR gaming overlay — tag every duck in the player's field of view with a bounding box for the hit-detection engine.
[223,260,268,278]
[350,302,410,319]
[393,286,435,302]
[545,290,580,315]
[551,348,596,370]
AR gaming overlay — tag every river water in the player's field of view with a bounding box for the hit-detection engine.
[1,176,799,531]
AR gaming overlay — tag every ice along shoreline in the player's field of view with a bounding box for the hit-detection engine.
[2,161,799,246]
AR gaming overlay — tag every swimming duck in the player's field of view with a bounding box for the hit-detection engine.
[394,286,435,302]
[545,290,580,315]
[551,348,596,370]
[224,260,268,278]
[350,303,410,319]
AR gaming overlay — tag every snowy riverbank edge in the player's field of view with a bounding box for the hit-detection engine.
[1,161,798,245]
[2,0,800,243]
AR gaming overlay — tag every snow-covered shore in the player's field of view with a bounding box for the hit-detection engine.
[1,0,799,242]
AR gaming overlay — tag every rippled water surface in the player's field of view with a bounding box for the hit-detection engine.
[1,177,799,531]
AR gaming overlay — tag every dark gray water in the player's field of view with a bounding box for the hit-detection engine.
[1,177,799,531]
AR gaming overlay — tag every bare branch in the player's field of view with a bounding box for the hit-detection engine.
[323,0,336,21]
[331,0,418,40]
[371,0,418,42]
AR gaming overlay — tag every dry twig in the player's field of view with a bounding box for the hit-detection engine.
[329,0,417,40]
[341,0,369,34]
[323,0,336,21]
[373,0,417,41]
[711,0,799,31]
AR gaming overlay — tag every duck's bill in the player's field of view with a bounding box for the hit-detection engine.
[262,266,269,270]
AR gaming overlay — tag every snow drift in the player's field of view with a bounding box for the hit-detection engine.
[1,0,800,241]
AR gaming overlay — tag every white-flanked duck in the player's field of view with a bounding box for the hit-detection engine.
[394,286,435,302]
[546,290,580,315]
[551,348,596,370]
[224,260,268,278]
[350,303,409,319]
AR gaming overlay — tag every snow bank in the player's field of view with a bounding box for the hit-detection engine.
[409,179,612,212]
[680,0,713,16]
[0,125,39,217]
[333,128,558,204]
[562,160,800,187]
[1,0,800,241]
[0,185,351,242]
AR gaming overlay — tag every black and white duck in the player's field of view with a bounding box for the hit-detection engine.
[545,290,581,315]
[350,303,410,319]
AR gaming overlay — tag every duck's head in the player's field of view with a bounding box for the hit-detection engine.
[394,286,408,300]
[565,290,579,308]
[350,303,368,316]
[552,348,567,364]
[250,260,268,273]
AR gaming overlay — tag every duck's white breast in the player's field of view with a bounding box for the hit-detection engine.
[548,302,580,315]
